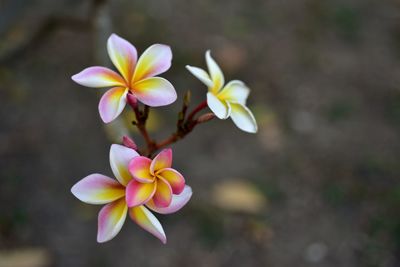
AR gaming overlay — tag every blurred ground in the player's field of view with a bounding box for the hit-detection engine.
[1,0,400,266]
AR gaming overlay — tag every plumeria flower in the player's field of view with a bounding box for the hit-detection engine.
[126,149,186,210]
[71,144,192,243]
[72,34,177,123]
[186,51,258,133]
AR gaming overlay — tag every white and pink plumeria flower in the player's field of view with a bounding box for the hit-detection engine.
[71,144,192,243]
[186,51,258,133]
[71,34,177,123]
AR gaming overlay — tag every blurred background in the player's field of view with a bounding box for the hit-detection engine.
[1,0,400,266]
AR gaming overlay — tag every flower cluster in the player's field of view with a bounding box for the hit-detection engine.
[71,34,258,243]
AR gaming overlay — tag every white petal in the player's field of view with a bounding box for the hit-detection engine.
[107,34,138,82]
[129,206,167,244]
[206,50,224,93]
[110,144,139,186]
[132,44,172,82]
[207,92,231,119]
[71,173,125,204]
[230,103,258,133]
[218,80,250,104]
[146,185,192,214]
[98,87,128,123]
[97,198,128,243]
[185,65,213,88]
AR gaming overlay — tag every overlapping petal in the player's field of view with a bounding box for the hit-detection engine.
[207,92,231,119]
[129,206,166,244]
[157,168,185,194]
[218,80,250,105]
[71,142,192,244]
[230,103,258,133]
[97,198,128,243]
[110,144,139,186]
[126,179,156,207]
[98,87,128,123]
[133,44,172,82]
[128,156,154,183]
[72,35,178,124]
[185,65,213,88]
[150,149,172,174]
[147,186,192,214]
[107,34,137,82]
[152,177,173,208]
[71,173,125,204]
[71,67,126,88]
[132,77,177,107]
[205,50,224,93]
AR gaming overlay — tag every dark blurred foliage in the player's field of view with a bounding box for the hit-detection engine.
[0,0,400,266]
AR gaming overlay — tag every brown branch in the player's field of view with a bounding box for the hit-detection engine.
[129,95,211,157]
[132,104,156,156]
[186,100,207,122]
[150,100,210,154]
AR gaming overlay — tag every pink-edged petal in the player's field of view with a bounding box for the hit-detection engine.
[129,206,166,244]
[126,179,156,207]
[128,156,154,183]
[185,65,213,88]
[97,198,128,243]
[98,87,128,123]
[218,80,250,105]
[230,103,258,133]
[157,168,185,194]
[110,144,139,186]
[207,92,231,119]
[146,185,192,214]
[152,177,172,208]
[71,67,126,88]
[205,50,224,93]
[132,44,172,82]
[132,77,177,107]
[107,33,137,82]
[150,148,172,174]
[71,173,125,204]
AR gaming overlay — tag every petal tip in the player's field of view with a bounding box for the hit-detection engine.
[71,71,87,85]
[98,108,113,123]
[96,235,107,243]
[108,33,122,43]
[71,73,79,82]
[249,125,258,133]
[163,148,172,156]
[70,184,79,198]
[97,231,115,243]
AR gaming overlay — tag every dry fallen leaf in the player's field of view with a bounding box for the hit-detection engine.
[0,248,51,267]
[212,179,267,214]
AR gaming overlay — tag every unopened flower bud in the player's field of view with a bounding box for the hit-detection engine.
[197,113,215,123]
[127,93,137,109]
[183,90,191,107]
[122,135,138,150]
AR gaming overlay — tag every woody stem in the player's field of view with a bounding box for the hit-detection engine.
[132,105,156,155]
[148,100,209,154]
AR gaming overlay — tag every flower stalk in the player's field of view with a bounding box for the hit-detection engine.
[130,96,212,157]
